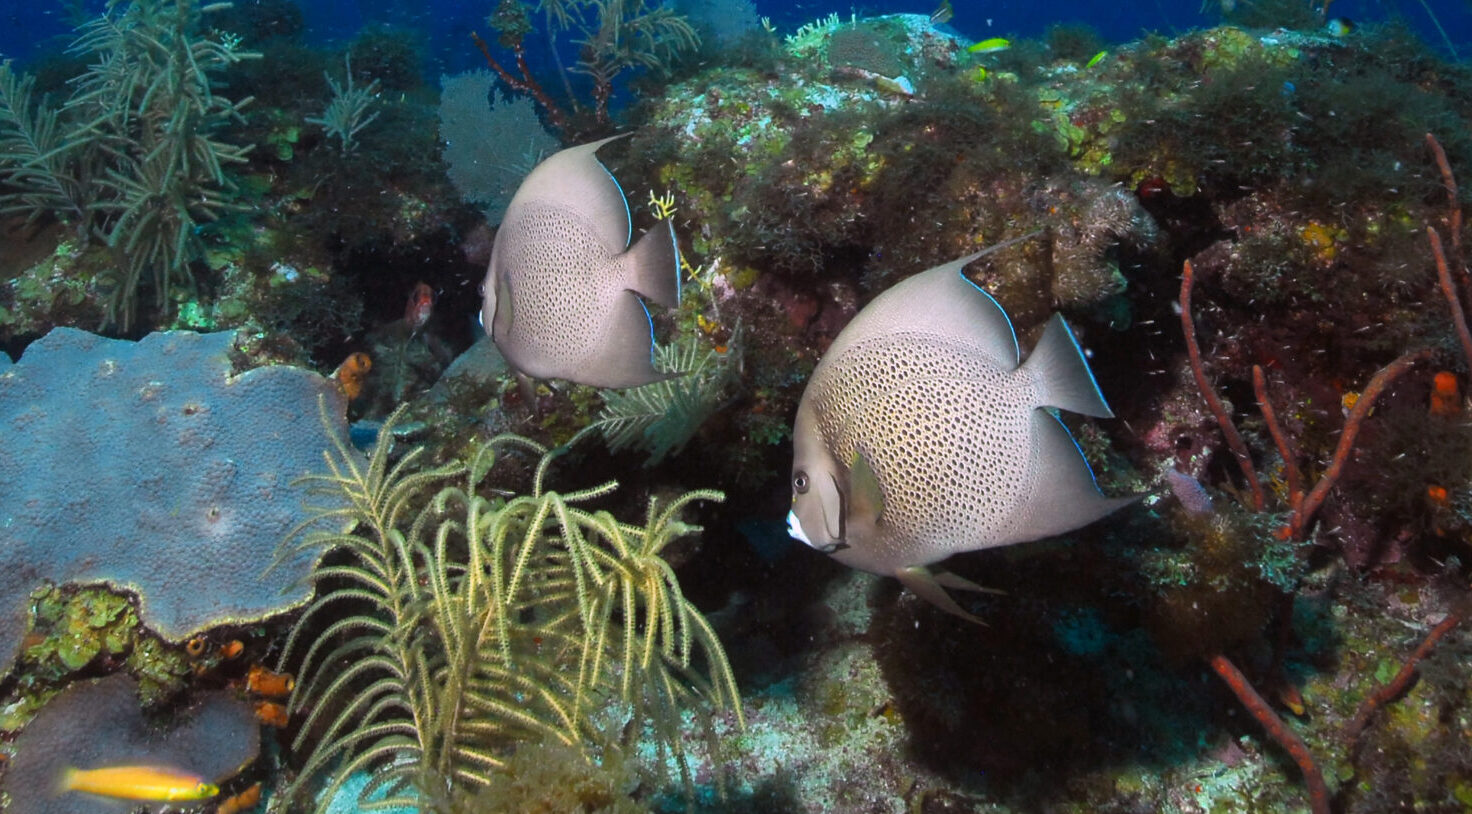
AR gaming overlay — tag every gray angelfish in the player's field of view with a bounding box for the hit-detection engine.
[786,250,1135,623]
[479,135,680,389]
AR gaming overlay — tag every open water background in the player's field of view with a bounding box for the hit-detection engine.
[3,0,1471,82]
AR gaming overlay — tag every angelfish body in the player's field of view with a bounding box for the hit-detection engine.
[58,765,219,802]
[479,135,680,389]
[787,252,1133,622]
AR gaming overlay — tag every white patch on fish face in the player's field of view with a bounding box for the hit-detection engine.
[785,510,812,547]
[478,266,497,338]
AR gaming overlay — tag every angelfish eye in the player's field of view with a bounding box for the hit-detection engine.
[792,471,810,493]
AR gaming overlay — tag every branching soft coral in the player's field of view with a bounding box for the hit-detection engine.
[480,0,698,132]
[0,0,258,329]
[274,404,742,812]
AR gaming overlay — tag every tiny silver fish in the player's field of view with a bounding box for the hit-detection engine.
[787,250,1134,622]
[480,136,680,389]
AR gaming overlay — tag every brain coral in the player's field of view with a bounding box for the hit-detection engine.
[0,328,350,671]
[4,673,260,814]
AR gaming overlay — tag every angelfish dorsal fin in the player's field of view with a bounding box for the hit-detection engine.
[848,448,885,526]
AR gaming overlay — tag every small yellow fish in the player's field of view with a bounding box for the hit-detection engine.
[1085,50,1108,68]
[1325,17,1355,37]
[59,765,219,802]
[968,37,1011,54]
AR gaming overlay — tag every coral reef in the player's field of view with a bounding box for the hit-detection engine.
[3,673,259,814]
[0,328,351,671]
[1,2,1471,811]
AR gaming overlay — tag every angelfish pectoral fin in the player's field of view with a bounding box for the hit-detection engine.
[848,448,885,526]
[896,566,989,625]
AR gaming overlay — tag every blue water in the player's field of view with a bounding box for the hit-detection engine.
[3,0,1470,77]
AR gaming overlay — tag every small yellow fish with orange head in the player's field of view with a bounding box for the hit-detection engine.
[58,765,219,802]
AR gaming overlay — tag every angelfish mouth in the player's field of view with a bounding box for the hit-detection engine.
[785,511,811,546]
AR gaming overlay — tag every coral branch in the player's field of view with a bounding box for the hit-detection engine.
[470,30,569,134]
[1426,132,1463,265]
[1429,226,1472,370]
[1253,364,1302,512]
[1180,260,1265,511]
[1208,653,1330,814]
[1345,612,1462,744]
[1287,348,1431,539]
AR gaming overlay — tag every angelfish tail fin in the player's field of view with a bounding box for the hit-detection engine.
[896,565,989,625]
[622,219,681,309]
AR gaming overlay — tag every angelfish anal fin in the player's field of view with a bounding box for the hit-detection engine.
[896,565,988,625]
[848,447,885,527]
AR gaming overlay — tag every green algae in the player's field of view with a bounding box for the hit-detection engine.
[4,585,198,732]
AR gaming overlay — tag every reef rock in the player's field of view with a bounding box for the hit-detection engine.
[0,328,349,670]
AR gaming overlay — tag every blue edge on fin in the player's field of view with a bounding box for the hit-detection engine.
[952,264,1020,365]
[952,264,1108,492]
[595,151,682,370]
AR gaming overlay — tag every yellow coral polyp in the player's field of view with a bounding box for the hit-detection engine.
[1300,221,1340,262]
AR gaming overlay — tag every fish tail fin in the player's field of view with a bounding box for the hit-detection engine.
[622,219,681,309]
[1025,313,1113,418]
[57,767,79,795]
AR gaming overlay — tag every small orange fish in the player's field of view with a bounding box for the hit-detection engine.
[218,639,244,660]
[1276,682,1306,716]
[246,664,295,698]
[331,352,372,401]
[254,700,289,728]
[1430,371,1461,418]
[215,782,262,814]
[405,282,434,335]
[1428,484,1450,507]
[59,765,218,801]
